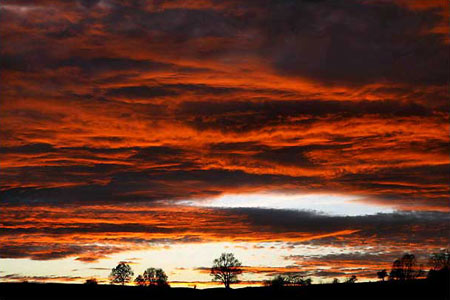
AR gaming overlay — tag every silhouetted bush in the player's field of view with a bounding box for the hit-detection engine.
[264,274,312,288]
[264,275,288,288]
[377,269,387,281]
[84,278,98,285]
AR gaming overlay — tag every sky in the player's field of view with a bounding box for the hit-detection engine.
[0,0,449,288]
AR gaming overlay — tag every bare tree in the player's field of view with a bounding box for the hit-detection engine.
[210,253,242,289]
[389,254,419,280]
[110,262,134,285]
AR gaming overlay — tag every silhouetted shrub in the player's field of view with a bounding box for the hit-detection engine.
[377,269,388,281]
[134,275,146,286]
[84,278,98,285]
[264,274,312,288]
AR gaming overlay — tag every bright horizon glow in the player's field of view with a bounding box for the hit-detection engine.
[0,242,364,288]
[179,193,395,216]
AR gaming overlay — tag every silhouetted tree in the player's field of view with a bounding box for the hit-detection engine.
[109,262,134,285]
[389,254,419,280]
[332,278,340,284]
[345,275,357,283]
[143,268,169,288]
[377,269,387,281]
[389,259,404,280]
[429,249,450,272]
[210,253,242,289]
[84,278,98,285]
[134,275,146,286]
[427,249,450,282]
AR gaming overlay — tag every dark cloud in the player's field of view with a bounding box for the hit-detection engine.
[96,0,449,86]
[0,143,55,154]
[0,168,302,205]
[231,208,449,233]
[105,85,178,99]
[1,273,83,281]
[103,5,240,41]
[1,206,448,261]
[336,163,450,208]
[260,0,449,85]
[179,99,435,132]
[79,0,100,9]
[252,144,347,168]
[61,57,172,74]
[129,146,185,161]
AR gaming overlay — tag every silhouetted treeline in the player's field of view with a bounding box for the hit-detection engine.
[1,250,448,300]
[375,250,449,284]
[95,249,450,290]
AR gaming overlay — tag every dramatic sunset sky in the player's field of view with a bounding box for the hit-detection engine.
[0,0,449,287]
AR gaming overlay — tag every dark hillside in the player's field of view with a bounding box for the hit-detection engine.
[0,280,448,300]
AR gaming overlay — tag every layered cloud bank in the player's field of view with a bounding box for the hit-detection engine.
[0,0,449,285]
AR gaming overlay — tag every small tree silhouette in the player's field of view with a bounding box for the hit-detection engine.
[345,275,357,283]
[143,268,169,287]
[210,253,242,289]
[332,278,340,284]
[428,249,450,282]
[134,275,146,286]
[429,249,450,271]
[389,254,419,280]
[377,269,388,281]
[110,262,134,285]
[389,259,404,280]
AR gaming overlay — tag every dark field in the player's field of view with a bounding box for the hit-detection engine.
[0,280,448,300]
